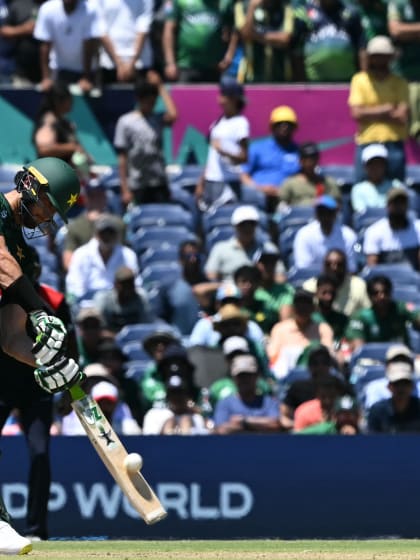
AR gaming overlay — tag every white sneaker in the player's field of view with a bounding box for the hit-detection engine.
[0,521,33,555]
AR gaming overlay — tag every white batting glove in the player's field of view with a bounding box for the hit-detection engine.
[34,355,85,394]
[27,310,68,365]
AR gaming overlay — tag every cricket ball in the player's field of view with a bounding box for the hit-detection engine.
[124,453,143,473]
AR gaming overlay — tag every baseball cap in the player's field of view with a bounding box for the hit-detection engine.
[230,354,259,376]
[213,304,249,325]
[362,143,388,163]
[386,344,414,363]
[219,76,246,101]
[222,336,250,357]
[334,395,358,413]
[270,105,298,125]
[387,187,409,203]
[91,381,118,402]
[76,307,104,325]
[253,241,280,263]
[299,142,319,158]
[367,35,396,56]
[231,205,260,226]
[165,374,188,392]
[386,362,414,383]
[115,266,136,282]
[84,362,118,384]
[216,282,242,302]
[95,214,120,233]
[314,195,338,210]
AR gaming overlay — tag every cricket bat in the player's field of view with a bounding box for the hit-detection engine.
[69,384,167,525]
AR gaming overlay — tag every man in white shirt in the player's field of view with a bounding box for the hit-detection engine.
[34,0,106,92]
[363,187,420,270]
[292,195,357,273]
[65,213,139,307]
[98,0,153,85]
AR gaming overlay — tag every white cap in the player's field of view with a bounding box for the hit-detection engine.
[231,206,260,226]
[386,344,413,363]
[367,35,396,56]
[362,143,388,163]
[91,381,118,402]
[222,336,250,356]
[386,363,414,383]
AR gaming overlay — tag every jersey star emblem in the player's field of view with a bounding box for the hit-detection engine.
[16,246,24,261]
[67,193,78,207]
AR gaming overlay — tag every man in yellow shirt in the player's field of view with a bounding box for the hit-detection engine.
[348,35,409,182]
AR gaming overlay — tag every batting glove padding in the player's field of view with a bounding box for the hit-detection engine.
[27,310,68,365]
[34,356,85,394]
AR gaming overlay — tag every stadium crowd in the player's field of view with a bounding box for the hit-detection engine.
[0,0,420,440]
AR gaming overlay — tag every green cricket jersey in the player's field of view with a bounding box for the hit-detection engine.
[0,193,36,283]
[165,0,233,70]
[312,309,349,343]
[388,0,420,81]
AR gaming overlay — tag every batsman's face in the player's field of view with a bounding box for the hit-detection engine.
[22,189,57,230]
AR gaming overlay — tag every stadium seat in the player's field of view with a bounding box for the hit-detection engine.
[349,342,394,372]
[276,206,314,233]
[130,226,196,255]
[393,286,420,308]
[121,342,151,362]
[39,270,60,290]
[126,204,194,234]
[277,366,310,402]
[141,262,182,288]
[169,164,204,192]
[408,326,420,354]
[139,247,179,269]
[352,207,386,233]
[287,266,321,288]
[124,360,152,382]
[361,263,420,287]
[240,186,267,210]
[320,165,355,187]
[350,363,386,407]
[116,322,179,347]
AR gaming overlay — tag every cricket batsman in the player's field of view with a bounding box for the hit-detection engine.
[0,157,84,554]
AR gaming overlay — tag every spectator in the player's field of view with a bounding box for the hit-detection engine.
[296,394,361,434]
[61,181,124,272]
[363,187,420,270]
[0,0,15,85]
[367,360,420,433]
[280,345,340,430]
[65,213,139,307]
[213,354,281,434]
[235,0,299,83]
[240,105,300,211]
[195,77,249,212]
[204,205,262,281]
[95,338,144,428]
[294,0,366,82]
[358,0,389,41]
[292,195,357,273]
[34,0,105,93]
[98,0,153,85]
[267,289,334,380]
[0,0,42,85]
[277,142,341,209]
[345,275,420,351]
[348,35,409,182]
[303,249,370,316]
[114,72,177,208]
[189,289,265,348]
[293,374,344,431]
[162,0,235,83]
[253,241,294,321]
[93,266,155,333]
[74,307,111,368]
[233,264,279,335]
[32,81,91,172]
[312,274,349,344]
[142,375,209,435]
[351,143,405,214]
[154,240,214,336]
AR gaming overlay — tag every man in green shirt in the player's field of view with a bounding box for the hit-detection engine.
[312,274,349,343]
[345,274,420,351]
[163,0,235,82]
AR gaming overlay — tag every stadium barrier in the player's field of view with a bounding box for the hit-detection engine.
[2,435,418,539]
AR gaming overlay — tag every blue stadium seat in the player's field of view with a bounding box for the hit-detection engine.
[240,186,267,210]
[408,326,420,354]
[130,226,196,255]
[116,322,179,347]
[39,270,60,290]
[170,187,200,228]
[139,247,179,269]
[320,165,355,187]
[350,363,386,407]
[352,207,386,233]
[121,342,151,362]
[141,262,182,288]
[361,263,420,287]
[170,165,204,192]
[124,360,152,382]
[276,206,314,233]
[277,366,310,402]
[287,266,321,288]
[393,286,420,307]
[126,204,194,234]
[349,342,394,372]
[278,226,301,268]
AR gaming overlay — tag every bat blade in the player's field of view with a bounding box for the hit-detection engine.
[70,390,167,525]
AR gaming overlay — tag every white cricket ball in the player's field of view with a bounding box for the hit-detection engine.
[124,453,143,473]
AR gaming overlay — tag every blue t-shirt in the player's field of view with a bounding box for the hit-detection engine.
[242,137,299,187]
[213,393,279,426]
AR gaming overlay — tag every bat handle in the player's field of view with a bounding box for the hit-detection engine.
[69,383,86,401]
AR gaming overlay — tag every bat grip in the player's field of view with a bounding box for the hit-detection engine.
[69,383,86,401]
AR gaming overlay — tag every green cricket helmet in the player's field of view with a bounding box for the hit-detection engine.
[23,157,80,223]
